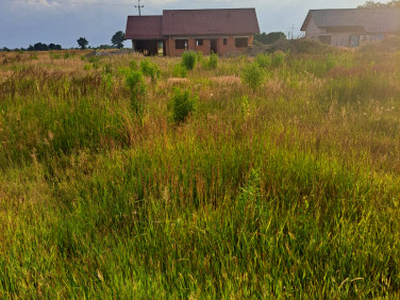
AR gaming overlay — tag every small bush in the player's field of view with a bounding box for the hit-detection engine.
[206,52,218,69]
[196,51,203,63]
[181,51,197,71]
[173,63,188,78]
[255,53,271,68]
[140,59,161,82]
[241,62,265,90]
[126,70,146,115]
[129,60,138,70]
[170,87,197,123]
[271,52,286,67]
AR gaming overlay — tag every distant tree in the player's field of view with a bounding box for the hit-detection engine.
[33,42,49,51]
[48,43,62,50]
[77,37,89,50]
[358,0,400,8]
[254,32,286,45]
[111,31,126,49]
[2,47,10,52]
[96,44,115,50]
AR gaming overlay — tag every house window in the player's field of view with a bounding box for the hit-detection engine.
[223,38,228,45]
[318,35,331,45]
[175,39,188,50]
[235,37,248,48]
[370,34,384,41]
[196,39,203,46]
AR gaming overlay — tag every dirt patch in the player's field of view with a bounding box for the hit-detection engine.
[209,76,241,85]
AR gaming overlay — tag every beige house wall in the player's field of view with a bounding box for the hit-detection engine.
[304,18,324,38]
[304,17,387,48]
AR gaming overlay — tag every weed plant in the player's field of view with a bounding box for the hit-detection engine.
[181,51,197,71]
[241,62,265,90]
[172,63,188,78]
[206,52,218,69]
[169,87,197,123]
[255,53,272,68]
[140,58,161,82]
[1,46,400,298]
[125,69,146,115]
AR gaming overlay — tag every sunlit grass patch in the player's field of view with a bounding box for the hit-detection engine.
[1,47,400,297]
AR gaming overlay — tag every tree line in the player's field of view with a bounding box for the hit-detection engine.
[358,0,400,8]
[1,31,126,52]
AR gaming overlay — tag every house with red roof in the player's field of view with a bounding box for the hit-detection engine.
[125,8,260,56]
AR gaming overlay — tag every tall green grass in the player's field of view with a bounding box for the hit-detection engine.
[1,48,400,297]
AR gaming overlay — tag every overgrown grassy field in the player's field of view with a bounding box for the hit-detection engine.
[1,43,400,298]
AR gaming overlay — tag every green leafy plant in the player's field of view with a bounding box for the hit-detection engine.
[172,63,188,78]
[126,70,146,115]
[170,87,197,123]
[140,59,161,82]
[241,62,265,90]
[129,60,138,70]
[240,96,251,119]
[255,53,271,68]
[206,52,218,69]
[271,52,286,67]
[181,51,197,71]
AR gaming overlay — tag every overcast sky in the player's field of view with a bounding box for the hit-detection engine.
[1,0,370,49]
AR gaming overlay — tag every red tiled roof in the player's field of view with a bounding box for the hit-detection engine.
[162,8,260,36]
[125,16,163,40]
[125,8,260,40]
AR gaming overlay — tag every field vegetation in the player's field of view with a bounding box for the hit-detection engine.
[1,41,400,297]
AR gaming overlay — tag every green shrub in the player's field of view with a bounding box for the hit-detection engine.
[255,53,271,68]
[170,87,197,123]
[196,51,203,63]
[206,52,218,69]
[181,51,197,71]
[129,60,138,70]
[271,52,286,67]
[172,63,188,78]
[241,62,265,90]
[125,70,146,114]
[140,59,161,82]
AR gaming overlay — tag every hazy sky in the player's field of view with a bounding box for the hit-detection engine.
[1,0,369,49]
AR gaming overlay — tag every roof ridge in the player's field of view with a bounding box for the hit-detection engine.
[163,8,256,12]
[309,8,400,11]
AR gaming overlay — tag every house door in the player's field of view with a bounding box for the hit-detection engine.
[210,39,218,54]
[349,35,360,48]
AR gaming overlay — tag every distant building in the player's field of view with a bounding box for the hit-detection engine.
[125,8,260,56]
[301,8,400,47]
